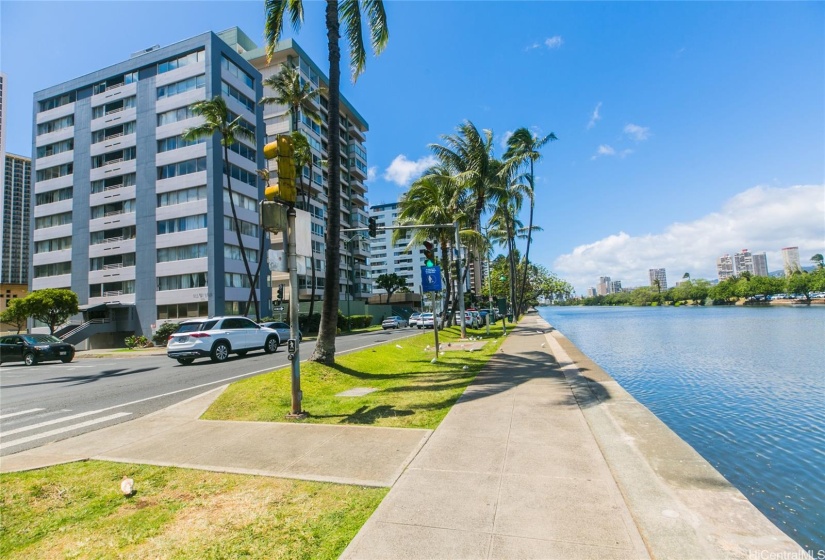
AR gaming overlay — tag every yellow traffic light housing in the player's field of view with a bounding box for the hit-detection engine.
[262,135,297,204]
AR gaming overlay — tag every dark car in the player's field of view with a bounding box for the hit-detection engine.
[0,334,75,366]
[259,321,303,345]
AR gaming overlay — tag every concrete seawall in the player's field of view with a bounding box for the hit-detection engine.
[543,317,809,559]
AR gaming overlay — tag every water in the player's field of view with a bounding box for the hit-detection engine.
[538,305,825,553]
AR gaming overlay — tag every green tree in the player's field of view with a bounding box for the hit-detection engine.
[503,127,557,316]
[182,96,259,319]
[23,289,79,335]
[374,273,408,304]
[709,278,738,304]
[265,0,389,364]
[786,271,816,303]
[261,63,323,132]
[811,253,824,269]
[0,298,29,333]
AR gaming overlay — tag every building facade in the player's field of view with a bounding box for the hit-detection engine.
[717,254,735,281]
[597,276,611,296]
[221,29,373,306]
[733,249,753,276]
[752,252,768,277]
[31,32,267,343]
[782,246,800,276]
[369,202,426,294]
[2,153,31,285]
[648,268,667,291]
[0,72,6,193]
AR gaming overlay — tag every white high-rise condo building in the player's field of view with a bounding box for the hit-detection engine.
[597,276,611,296]
[733,249,754,276]
[2,153,31,285]
[752,252,768,277]
[649,268,667,291]
[220,28,372,306]
[368,202,428,296]
[782,246,800,276]
[31,31,268,347]
[717,254,735,281]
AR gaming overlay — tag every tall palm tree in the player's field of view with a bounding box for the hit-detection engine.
[488,181,526,316]
[430,121,497,295]
[504,128,556,315]
[265,0,389,364]
[182,96,260,319]
[260,63,323,328]
[397,165,467,321]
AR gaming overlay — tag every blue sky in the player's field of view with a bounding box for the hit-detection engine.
[2,1,823,293]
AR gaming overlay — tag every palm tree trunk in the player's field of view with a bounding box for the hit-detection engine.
[505,212,517,316]
[225,143,259,320]
[517,162,535,315]
[310,0,342,364]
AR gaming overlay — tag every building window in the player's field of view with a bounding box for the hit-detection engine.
[228,111,256,136]
[225,272,251,288]
[224,189,257,212]
[92,96,136,119]
[221,55,254,88]
[37,115,74,136]
[36,139,74,158]
[92,122,135,144]
[91,173,135,194]
[157,75,205,100]
[34,261,72,278]
[90,226,136,245]
[92,72,138,94]
[225,162,257,187]
[38,92,76,112]
[90,253,135,271]
[157,185,207,207]
[157,134,205,153]
[35,187,73,206]
[157,302,208,320]
[90,199,136,219]
[34,212,72,230]
[157,273,207,291]
[34,237,72,254]
[220,81,254,112]
[224,244,258,263]
[158,50,205,74]
[90,280,135,297]
[157,214,207,235]
[228,140,256,163]
[157,243,208,262]
[157,157,206,180]
[224,216,258,238]
[157,105,197,126]
[91,147,136,169]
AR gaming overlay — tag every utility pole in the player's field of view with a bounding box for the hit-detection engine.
[455,221,466,339]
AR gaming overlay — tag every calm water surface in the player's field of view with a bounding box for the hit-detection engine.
[538,305,825,552]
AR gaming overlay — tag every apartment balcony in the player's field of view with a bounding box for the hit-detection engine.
[348,123,366,143]
[90,81,137,109]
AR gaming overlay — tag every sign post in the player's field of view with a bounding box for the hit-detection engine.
[422,265,442,356]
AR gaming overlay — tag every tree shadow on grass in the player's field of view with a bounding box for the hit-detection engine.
[312,405,415,425]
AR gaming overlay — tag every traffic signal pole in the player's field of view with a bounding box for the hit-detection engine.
[285,205,305,418]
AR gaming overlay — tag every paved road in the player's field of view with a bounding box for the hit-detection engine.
[0,328,421,456]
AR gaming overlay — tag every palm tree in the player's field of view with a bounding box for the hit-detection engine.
[503,128,556,315]
[811,254,824,269]
[182,96,260,319]
[488,181,526,316]
[429,121,497,295]
[265,0,389,364]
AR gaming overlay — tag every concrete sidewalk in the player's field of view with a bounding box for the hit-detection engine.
[341,314,805,560]
[0,386,431,488]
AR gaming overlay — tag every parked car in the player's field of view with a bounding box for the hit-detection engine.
[408,313,422,328]
[419,313,442,329]
[167,316,280,365]
[382,316,408,329]
[0,334,75,366]
[453,311,480,328]
[259,321,303,345]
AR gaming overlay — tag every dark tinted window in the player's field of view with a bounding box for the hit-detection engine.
[176,320,218,333]
[23,334,62,344]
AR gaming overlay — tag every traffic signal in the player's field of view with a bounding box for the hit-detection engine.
[423,241,435,267]
[262,135,296,204]
[368,216,377,238]
[276,284,284,303]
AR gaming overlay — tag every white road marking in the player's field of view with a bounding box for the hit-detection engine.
[0,408,45,420]
[1,409,121,438]
[0,413,132,449]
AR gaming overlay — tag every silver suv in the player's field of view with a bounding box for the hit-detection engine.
[166,316,280,365]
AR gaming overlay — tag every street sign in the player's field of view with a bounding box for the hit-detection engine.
[421,266,442,292]
[273,306,285,311]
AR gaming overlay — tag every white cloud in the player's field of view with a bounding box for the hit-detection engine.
[367,166,377,182]
[553,184,825,294]
[545,36,564,49]
[526,36,564,51]
[500,130,514,150]
[383,154,438,186]
[591,144,615,159]
[587,102,602,129]
[624,123,651,141]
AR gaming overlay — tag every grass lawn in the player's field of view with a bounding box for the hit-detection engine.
[203,324,505,429]
[0,461,386,560]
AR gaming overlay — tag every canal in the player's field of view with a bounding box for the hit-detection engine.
[538,305,825,553]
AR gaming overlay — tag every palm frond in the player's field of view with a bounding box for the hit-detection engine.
[340,0,367,80]
[364,0,389,55]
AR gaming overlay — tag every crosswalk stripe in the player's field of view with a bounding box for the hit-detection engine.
[0,408,45,420]
[1,409,116,438]
[0,413,132,449]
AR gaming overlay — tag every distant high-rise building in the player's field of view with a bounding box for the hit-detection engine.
[1,153,31,285]
[649,268,667,291]
[611,280,622,293]
[782,247,801,276]
[733,249,754,276]
[369,202,423,295]
[0,72,6,244]
[586,287,597,298]
[597,276,611,296]
[752,252,768,277]
[717,254,735,281]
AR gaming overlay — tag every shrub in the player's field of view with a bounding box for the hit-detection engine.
[124,335,149,349]
[152,322,180,346]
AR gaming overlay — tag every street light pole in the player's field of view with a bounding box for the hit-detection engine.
[454,222,466,339]
[285,205,305,418]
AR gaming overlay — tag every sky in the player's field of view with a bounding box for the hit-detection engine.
[2,1,823,294]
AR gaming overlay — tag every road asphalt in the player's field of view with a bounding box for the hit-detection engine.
[1,316,807,559]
